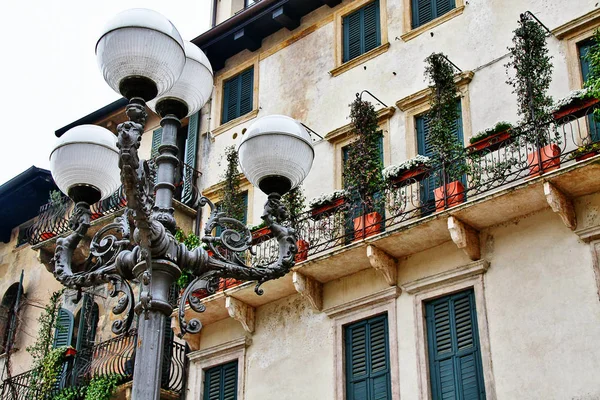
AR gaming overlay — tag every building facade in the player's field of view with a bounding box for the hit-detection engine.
[3,0,600,399]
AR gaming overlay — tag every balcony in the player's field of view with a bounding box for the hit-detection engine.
[27,161,201,252]
[0,329,187,399]
[178,104,600,338]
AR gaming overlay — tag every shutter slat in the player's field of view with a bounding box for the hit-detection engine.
[436,0,455,18]
[151,128,163,158]
[415,0,433,27]
[239,69,254,116]
[363,2,380,53]
[53,308,73,348]
[204,361,237,400]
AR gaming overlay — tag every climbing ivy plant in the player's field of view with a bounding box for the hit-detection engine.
[52,374,121,400]
[26,289,65,399]
[282,185,306,230]
[506,13,554,146]
[584,29,600,119]
[342,97,385,210]
[174,229,201,289]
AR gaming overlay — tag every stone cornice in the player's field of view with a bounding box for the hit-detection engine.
[324,106,396,143]
[395,71,474,112]
[552,8,600,39]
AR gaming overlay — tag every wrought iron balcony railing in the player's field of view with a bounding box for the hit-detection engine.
[28,160,201,246]
[248,104,600,266]
[0,329,188,399]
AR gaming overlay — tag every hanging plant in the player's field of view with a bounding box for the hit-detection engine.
[342,97,386,210]
[584,30,600,119]
[505,13,554,146]
[175,229,201,289]
[282,186,306,231]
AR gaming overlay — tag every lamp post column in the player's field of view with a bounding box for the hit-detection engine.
[131,114,182,400]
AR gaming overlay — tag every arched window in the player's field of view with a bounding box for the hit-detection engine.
[0,283,24,354]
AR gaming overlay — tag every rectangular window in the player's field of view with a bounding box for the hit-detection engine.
[345,314,391,400]
[204,361,238,400]
[412,0,456,29]
[222,68,254,124]
[425,289,486,400]
[343,1,381,63]
[578,39,600,142]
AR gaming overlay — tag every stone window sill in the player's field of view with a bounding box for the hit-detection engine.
[401,6,465,42]
[330,42,390,77]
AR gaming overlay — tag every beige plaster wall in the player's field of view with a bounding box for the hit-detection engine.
[0,225,64,377]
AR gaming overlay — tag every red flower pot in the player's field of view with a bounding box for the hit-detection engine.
[40,232,56,241]
[64,347,77,357]
[434,181,466,211]
[527,144,561,177]
[90,212,102,221]
[353,212,383,241]
[295,239,309,262]
[575,151,599,162]
[391,165,430,186]
[553,97,599,120]
[467,130,513,153]
[251,226,272,244]
[311,198,345,218]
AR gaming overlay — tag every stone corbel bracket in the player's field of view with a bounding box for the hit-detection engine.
[293,272,323,311]
[366,245,398,286]
[448,216,480,261]
[544,182,576,230]
[225,296,255,333]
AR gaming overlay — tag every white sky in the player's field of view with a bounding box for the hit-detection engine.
[0,0,212,185]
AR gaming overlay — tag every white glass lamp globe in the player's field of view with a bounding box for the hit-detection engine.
[96,8,186,101]
[50,125,121,204]
[148,41,214,119]
[238,115,314,195]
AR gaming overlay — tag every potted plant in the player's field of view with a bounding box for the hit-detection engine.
[219,146,247,222]
[283,186,309,262]
[424,53,470,211]
[343,97,387,240]
[506,13,559,177]
[570,142,600,161]
[467,121,514,152]
[308,190,347,218]
[382,155,432,186]
[40,190,68,240]
[250,221,272,243]
[552,88,599,121]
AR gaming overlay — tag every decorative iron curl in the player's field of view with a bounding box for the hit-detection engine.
[177,273,220,337]
[108,274,135,335]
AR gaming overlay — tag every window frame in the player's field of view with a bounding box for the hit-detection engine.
[401,0,465,42]
[187,337,250,400]
[324,287,401,400]
[203,360,239,400]
[401,260,496,399]
[212,57,260,137]
[331,0,390,77]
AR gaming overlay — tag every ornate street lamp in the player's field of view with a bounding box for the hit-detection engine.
[48,8,313,400]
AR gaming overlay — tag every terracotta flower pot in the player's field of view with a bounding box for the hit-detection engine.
[310,198,345,218]
[527,144,561,177]
[295,239,309,262]
[467,130,513,153]
[391,165,430,186]
[433,181,466,211]
[40,232,56,241]
[575,151,599,162]
[353,212,383,241]
[90,212,102,221]
[553,97,599,121]
[64,347,77,357]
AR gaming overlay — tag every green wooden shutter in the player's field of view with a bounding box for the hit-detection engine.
[345,314,391,400]
[241,192,248,225]
[426,290,486,400]
[343,1,381,62]
[182,112,200,205]
[204,361,238,400]
[151,128,163,158]
[239,69,254,117]
[75,295,97,351]
[579,40,600,142]
[53,308,73,348]
[412,0,455,28]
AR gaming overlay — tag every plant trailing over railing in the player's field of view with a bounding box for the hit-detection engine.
[220,146,246,222]
[53,374,121,400]
[469,122,513,144]
[382,155,432,181]
[506,13,554,146]
[425,52,469,183]
[570,142,600,160]
[343,97,386,210]
[308,190,348,209]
